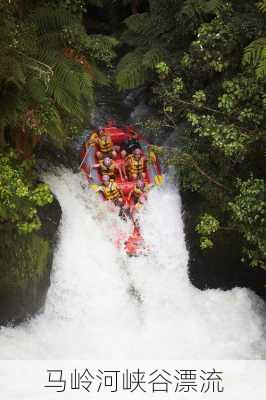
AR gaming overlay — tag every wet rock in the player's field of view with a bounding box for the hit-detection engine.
[0,196,61,325]
[181,190,266,301]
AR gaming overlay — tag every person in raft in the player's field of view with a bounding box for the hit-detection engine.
[128,179,149,204]
[85,126,118,159]
[127,179,150,215]
[89,156,124,181]
[96,175,123,207]
[120,129,141,159]
[123,148,146,181]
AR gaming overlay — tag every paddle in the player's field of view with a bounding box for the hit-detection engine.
[79,149,88,170]
[154,174,164,185]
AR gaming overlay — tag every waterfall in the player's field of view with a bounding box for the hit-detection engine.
[0,168,265,359]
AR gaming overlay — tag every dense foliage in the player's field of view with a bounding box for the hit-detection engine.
[117,0,266,269]
[0,149,53,233]
[0,0,265,271]
[0,0,117,233]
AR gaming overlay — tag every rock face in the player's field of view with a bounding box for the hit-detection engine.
[181,190,266,301]
[0,196,61,325]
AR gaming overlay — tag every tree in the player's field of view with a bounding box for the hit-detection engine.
[0,0,118,232]
[0,148,53,233]
[0,1,118,156]
[116,0,266,269]
[243,1,266,78]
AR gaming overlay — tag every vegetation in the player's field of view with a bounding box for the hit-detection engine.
[116,0,266,269]
[0,148,53,233]
[0,0,265,273]
[0,0,117,233]
[0,229,50,295]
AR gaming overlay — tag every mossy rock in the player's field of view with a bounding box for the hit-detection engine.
[0,196,61,325]
[181,190,266,301]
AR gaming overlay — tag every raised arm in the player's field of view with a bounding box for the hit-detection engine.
[115,164,124,182]
[127,188,134,203]
[121,162,128,181]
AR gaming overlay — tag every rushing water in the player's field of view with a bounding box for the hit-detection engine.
[0,169,265,359]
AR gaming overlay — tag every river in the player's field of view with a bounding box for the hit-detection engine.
[0,167,265,359]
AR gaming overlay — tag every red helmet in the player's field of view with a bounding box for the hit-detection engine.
[103,157,112,167]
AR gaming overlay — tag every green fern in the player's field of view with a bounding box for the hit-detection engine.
[0,3,116,147]
[257,0,266,13]
[177,0,225,32]
[116,50,149,90]
[243,37,266,78]
[31,7,76,35]
[142,47,166,69]
[116,11,167,90]
[180,0,224,18]
[42,105,64,140]
[124,13,153,35]
[26,79,47,104]
[82,35,118,65]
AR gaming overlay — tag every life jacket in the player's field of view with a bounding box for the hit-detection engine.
[128,155,145,175]
[102,181,120,201]
[99,160,116,177]
[98,136,113,154]
[87,132,98,146]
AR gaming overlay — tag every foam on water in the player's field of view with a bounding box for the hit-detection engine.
[0,169,265,359]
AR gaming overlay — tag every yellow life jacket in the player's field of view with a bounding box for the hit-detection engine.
[98,136,113,154]
[128,155,145,175]
[99,160,116,177]
[86,132,98,147]
[102,181,120,201]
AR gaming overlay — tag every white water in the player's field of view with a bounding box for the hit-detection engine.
[0,169,265,359]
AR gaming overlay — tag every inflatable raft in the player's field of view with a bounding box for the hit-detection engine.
[80,122,163,256]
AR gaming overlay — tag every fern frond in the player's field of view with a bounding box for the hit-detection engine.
[75,70,94,92]
[38,32,67,50]
[49,83,84,118]
[26,78,47,103]
[243,37,266,78]
[142,47,166,69]
[257,0,266,13]
[85,35,118,50]
[255,57,266,78]
[120,13,156,48]
[116,50,148,90]
[180,0,224,20]
[121,30,154,48]
[204,0,224,14]
[89,63,109,86]
[0,3,112,140]
[54,63,82,96]
[82,34,118,63]
[44,106,64,139]
[124,13,153,35]
[31,7,77,35]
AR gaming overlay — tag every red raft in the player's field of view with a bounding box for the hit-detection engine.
[80,122,163,256]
